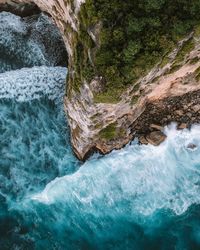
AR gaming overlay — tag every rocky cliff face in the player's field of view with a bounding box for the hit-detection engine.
[1,0,200,160]
[65,33,200,159]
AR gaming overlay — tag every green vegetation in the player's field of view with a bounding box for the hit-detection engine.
[195,66,200,81]
[99,122,117,140]
[194,24,200,37]
[169,38,195,73]
[131,95,140,105]
[94,86,124,103]
[160,54,171,68]
[72,0,200,101]
[168,64,181,74]
[189,56,199,64]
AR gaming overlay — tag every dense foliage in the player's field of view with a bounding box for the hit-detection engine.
[77,0,200,100]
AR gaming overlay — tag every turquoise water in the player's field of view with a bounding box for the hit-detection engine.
[2,110,200,249]
[1,11,200,250]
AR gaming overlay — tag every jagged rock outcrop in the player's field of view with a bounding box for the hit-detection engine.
[1,0,200,160]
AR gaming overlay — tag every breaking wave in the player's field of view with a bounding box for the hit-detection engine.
[32,124,200,216]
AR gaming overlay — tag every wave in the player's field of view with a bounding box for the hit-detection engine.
[0,66,67,101]
[0,11,67,72]
[32,124,200,217]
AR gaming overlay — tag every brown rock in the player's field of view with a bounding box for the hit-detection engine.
[181,105,186,110]
[146,131,166,146]
[175,110,184,116]
[192,104,200,112]
[150,124,163,131]
[178,123,187,129]
[138,136,148,145]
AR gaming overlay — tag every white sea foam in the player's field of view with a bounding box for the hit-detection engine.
[32,124,200,217]
[0,66,67,101]
[0,12,67,72]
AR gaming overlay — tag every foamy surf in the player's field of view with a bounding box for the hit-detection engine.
[0,66,67,101]
[31,124,200,216]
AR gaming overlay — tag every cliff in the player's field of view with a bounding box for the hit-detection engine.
[1,0,200,160]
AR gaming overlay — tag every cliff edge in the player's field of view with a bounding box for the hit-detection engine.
[1,0,200,160]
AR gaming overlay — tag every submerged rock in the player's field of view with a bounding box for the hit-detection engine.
[178,123,188,129]
[187,143,197,150]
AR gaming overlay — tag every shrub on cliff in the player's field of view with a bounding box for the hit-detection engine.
[77,0,200,100]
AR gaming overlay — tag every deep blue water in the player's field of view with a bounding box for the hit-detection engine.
[1,11,200,250]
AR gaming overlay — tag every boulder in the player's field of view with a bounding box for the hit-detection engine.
[178,123,187,129]
[150,124,163,131]
[146,131,166,146]
[192,104,200,112]
[138,136,148,145]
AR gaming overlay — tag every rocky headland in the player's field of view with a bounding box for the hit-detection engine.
[1,0,200,160]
